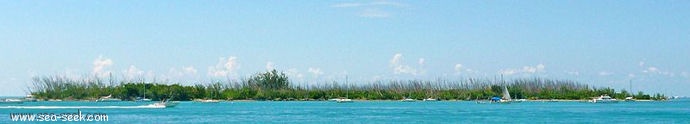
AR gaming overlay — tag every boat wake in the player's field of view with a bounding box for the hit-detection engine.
[0,104,165,109]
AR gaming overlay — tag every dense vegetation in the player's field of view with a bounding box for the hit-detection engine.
[29,70,666,101]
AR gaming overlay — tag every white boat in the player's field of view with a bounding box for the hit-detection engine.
[97,95,122,102]
[135,97,152,102]
[335,98,353,103]
[194,99,220,103]
[401,98,416,102]
[423,98,438,102]
[625,97,635,102]
[335,76,354,103]
[590,95,618,103]
[24,95,37,102]
[0,98,23,104]
[424,98,439,101]
[136,84,152,102]
[498,86,515,103]
[149,100,180,108]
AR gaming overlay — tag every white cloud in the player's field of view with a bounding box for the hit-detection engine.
[332,1,406,18]
[391,53,403,64]
[499,64,546,75]
[331,3,363,8]
[628,73,635,78]
[499,69,517,75]
[536,64,545,71]
[646,67,659,73]
[182,66,197,75]
[599,71,613,76]
[208,56,239,77]
[389,53,420,75]
[641,66,675,77]
[639,61,645,67]
[93,56,113,77]
[682,72,689,78]
[565,71,580,76]
[166,66,198,79]
[285,68,304,79]
[454,64,463,73]
[370,1,406,7]
[359,8,390,18]
[145,71,156,80]
[418,58,425,65]
[123,65,144,80]
[308,67,324,78]
[331,1,406,8]
[266,62,275,71]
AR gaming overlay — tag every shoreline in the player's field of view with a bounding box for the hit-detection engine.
[19,98,664,102]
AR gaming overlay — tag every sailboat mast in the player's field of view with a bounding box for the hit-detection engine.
[345,75,349,98]
[143,83,146,99]
[501,74,511,100]
[629,79,632,95]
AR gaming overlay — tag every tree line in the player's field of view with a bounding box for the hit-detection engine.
[29,69,666,101]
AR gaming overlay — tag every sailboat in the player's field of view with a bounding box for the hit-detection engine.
[335,92,353,103]
[136,84,152,102]
[625,80,635,102]
[499,86,512,103]
[336,75,353,103]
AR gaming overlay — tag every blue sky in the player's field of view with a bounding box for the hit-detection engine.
[1,1,689,96]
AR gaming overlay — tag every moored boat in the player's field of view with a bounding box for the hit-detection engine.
[194,99,220,103]
[24,95,37,102]
[625,97,635,102]
[423,98,438,102]
[401,98,416,102]
[336,98,353,103]
[0,98,23,104]
[334,97,353,103]
[135,97,152,102]
[97,94,122,102]
[590,95,618,103]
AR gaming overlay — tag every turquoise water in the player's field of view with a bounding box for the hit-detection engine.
[2,100,689,123]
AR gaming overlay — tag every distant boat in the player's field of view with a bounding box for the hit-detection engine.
[625,97,635,102]
[150,99,180,108]
[501,86,511,102]
[423,98,438,102]
[194,99,220,103]
[135,97,152,102]
[0,98,23,104]
[495,86,518,103]
[401,92,416,102]
[492,75,518,104]
[24,94,37,102]
[401,97,416,102]
[590,95,618,103]
[336,75,353,103]
[335,97,353,103]
[97,94,122,102]
[136,84,152,102]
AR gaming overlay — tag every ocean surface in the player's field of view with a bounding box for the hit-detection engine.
[1,99,689,123]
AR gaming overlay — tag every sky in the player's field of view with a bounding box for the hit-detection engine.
[1,1,689,96]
